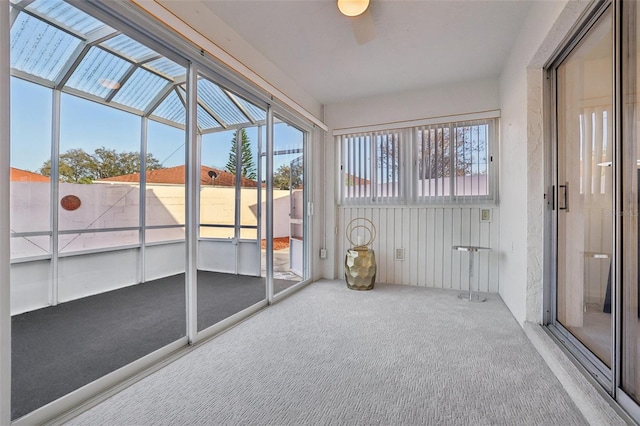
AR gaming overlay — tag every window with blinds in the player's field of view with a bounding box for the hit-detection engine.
[416,119,494,203]
[339,131,403,204]
[338,117,496,205]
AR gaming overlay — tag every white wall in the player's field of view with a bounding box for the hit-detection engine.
[326,78,500,131]
[58,249,140,302]
[323,78,500,281]
[311,126,332,281]
[10,260,50,315]
[145,242,185,281]
[339,206,499,292]
[498,0,589,324]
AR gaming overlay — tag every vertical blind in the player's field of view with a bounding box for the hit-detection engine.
[339,118,496,204]
[339,130,403,204]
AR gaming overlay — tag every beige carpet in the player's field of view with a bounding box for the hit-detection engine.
[66,280,586,425]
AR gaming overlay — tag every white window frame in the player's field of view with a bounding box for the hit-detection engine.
[336,111,499,206]
[337,129,407,205]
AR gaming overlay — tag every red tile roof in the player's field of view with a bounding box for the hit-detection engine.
[10,167,50,182]
[98,165,258,187]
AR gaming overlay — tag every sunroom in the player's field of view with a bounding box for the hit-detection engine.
[2,0,640,424]
[5,0,316,421]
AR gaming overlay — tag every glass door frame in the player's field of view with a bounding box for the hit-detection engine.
[546,0,616,394]
[1,0,318,422]
[269,114,313,304]
[188,64,272,343]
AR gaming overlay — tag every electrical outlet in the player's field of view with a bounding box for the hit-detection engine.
[481,209,492,222]
[395,248,404,260]
[320,248,327,259]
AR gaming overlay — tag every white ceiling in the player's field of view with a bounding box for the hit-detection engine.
[202,0,534,105]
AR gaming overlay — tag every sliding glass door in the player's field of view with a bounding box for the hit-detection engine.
[553,5,614,380]
[271,121,307,295]
[196,71,267,332]
[7,0,312,421]
[621,0,640,408]
[552,1,640,417]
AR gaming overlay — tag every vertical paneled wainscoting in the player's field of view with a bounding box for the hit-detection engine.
[338,206,499,292]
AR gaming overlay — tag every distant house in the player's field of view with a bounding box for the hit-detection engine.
[97,165,258,187]
[10,167,50,182]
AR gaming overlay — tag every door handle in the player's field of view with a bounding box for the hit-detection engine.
[558,183,569,211]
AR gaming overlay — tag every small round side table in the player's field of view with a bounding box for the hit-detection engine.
[453,245,492,302]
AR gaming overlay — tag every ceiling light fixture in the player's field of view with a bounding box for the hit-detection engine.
[337,0,370,17]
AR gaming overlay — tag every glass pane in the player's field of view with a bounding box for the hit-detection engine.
[240,126,260,240]
[272,121,305,294]
[65,47,132,99]
[200,128,236,239]
[197,78,252,126]
[234,94,267,122]
[10,78,52,259]
[416,126,451,199]
[101,34,157,63]
[375,132,401,199]
[58,230,139,254]
[145,57,185,80]
[59,94,140,231]
[26,0,109,35]
[453,121,489,197]
[342,134,372,201]
[151,88,186,126]
[196,74,265,333]
[112,68,170,112]
[146,227,185,244]
[10,5,187,421]
[622,0,640,401]
[10,12,82,82]
[197,103,221,131]
[146,120,186,230]
[556,8,613,367]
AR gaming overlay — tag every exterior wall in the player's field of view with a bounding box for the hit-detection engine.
[498,0,589,325]
[9,182,296,313]
[324,78,500,281]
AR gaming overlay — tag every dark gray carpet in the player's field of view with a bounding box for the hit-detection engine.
[11,272,297,420]
[66,280,587,425]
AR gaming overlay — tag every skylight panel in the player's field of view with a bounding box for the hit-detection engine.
[145,57,185,80]
[101,34,157,63]
[66,46,131,99]
[235,96,266,122]
[197,103,221,130]
[10,12,82,82]
[198,79,248,126]
[112,68,171,112]
[151,89,186,126]
[26,0,110,36]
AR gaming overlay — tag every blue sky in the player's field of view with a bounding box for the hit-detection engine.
[11,77,303,176]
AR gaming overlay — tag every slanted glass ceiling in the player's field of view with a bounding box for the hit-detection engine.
[9,0,266,132]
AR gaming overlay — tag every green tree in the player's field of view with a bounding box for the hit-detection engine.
[40,147,163,183]
[417,125,486,179]
[225,129,256,180]
[273,159,303,190]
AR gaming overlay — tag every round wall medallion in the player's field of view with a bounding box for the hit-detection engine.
[60,195,81,211]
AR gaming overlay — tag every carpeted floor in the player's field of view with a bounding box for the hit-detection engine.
[11,272,297,420]
[65,280,587,425]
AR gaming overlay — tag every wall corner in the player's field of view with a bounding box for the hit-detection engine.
[526,67,546,324]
